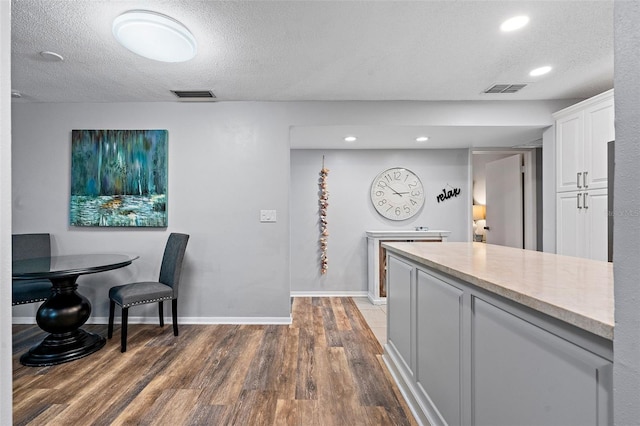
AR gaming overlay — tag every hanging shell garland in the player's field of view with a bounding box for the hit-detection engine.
[319,157,329,274]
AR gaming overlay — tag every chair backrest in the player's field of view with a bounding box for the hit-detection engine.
[12,233,51,261]
[158,233,189,297]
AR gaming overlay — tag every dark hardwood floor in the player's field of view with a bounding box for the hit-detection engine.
[13,297,417,425]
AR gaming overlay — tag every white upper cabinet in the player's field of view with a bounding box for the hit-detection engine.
[554,90,614,192]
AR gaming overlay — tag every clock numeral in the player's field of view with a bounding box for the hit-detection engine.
[384,173,393,183]
[410,199,418,206]
[386,205,393,212]
[375,190,384,197]
[408,180,418,189]
[378,199,387,206]
[411,189,421,196]
[393,171,402,180]
[395,207,401,216]
[404,205,410,213]
[377,181,388,189]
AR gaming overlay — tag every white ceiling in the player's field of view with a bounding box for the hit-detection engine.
[10,0,614,148]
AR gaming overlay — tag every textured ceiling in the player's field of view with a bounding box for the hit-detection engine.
[11,0,614,103]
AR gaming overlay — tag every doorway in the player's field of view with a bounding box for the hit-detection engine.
[472,149,541,250]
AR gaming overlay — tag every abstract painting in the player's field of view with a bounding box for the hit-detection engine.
[70,129,168,227]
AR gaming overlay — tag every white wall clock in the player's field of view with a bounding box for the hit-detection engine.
[370,167,425,220]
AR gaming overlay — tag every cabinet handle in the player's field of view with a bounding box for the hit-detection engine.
[577,193,582,209]
[583,192,589,209]
[584,171,589,188]
[577,172,582,189]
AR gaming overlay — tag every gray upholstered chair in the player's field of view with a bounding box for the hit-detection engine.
[108,233,189,352]
[12,233,52,305]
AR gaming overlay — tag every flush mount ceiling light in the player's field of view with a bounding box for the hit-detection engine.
[344,136,357,142]
[112,10,197,62]
[530,65,552,77]
[416,136,429,142]
[500,15,529,32]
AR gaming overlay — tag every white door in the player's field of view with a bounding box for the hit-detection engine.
[485,154,523,248]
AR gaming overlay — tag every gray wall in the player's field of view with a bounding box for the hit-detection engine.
[0,2,12,423]
[290,149,469,293]
[12,102,293,322]
[613,1,640,423]
[11,100,571,323]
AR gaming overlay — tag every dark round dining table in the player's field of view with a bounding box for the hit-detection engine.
[13,253,138,366]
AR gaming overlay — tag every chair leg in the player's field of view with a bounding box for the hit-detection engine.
[121,307,128,353]
[172,299,179,336]
[158,301,164,327]
[108,300,115,339]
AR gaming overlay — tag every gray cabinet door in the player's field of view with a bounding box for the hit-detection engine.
[416,269,464,426]
[387,255,414,375]
[471,297,612,426]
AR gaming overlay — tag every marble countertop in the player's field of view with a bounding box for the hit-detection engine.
[382,242,614,340]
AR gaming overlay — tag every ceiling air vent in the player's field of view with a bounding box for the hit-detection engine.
[484,84,527,94]
[171,90,216,100]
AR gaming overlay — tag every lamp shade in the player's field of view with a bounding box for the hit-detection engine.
[473,205,486,221]
[113,10,197,62]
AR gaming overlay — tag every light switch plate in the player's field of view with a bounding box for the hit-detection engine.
[260,209,277,222]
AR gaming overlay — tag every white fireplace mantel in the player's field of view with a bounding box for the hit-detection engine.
[366,230,450,304]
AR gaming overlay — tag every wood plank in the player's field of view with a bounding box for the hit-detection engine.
[321,297,342,347]
[273,399,300,426]
[196,325,264,406]
[331,297,352,331]
[242,325,287,391]
[276,326,299,400]
[314,345,362,425]
[25,404,69,426]
[294,326,317,401]
[138,388,202,425]
[226,390,278,425]
[312,299,327,348]
[109,374,175,425]
[184,404,231,425]
[297,400,321,425]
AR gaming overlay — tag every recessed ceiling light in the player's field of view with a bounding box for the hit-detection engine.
[500,15,530,32]
[112,10,197,62]
[39,51,64,62]
[11,91,22,98]
[344,136,357,142]
[416,136,429,142]
[530,66,552,77]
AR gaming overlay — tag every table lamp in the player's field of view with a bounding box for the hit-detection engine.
[473,204,486,242]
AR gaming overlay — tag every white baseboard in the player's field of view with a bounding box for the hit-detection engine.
[12,316,292,325]
[290,291,368,298]
[12,317,37,325]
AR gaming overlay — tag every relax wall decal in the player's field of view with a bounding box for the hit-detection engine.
[436,185,461,203]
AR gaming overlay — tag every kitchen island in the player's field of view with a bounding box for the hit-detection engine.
[382,242,613,426]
